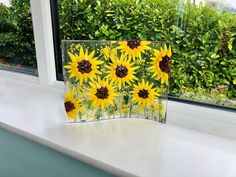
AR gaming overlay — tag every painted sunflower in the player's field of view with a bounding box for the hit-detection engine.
[105,54,139,90]
[64,47,103,84]
[86,77,117,111]
[102,46,117,60]
[117,40,151,59]
[64,89,84,120]
[131,79,160,107]
[149,45,172,85]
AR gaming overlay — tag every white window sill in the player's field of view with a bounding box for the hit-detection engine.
[1,76,236,177]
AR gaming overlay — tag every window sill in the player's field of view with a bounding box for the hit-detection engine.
[1,76,236,177]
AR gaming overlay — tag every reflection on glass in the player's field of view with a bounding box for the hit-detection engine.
[174,0,236,108]
[0,0,37,75]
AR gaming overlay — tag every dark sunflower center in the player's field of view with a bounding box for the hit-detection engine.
[95,87,109,99]
[127,40,141,49]
[64,101,75,113]
[138,89,149,99]
[159,55,172,74]
[115,65,128,78]
[77,60,92,74]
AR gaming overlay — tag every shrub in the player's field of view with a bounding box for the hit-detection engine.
[0,1,36,67]
[0,4,16,33]
[0,4,17,60]
[59,0,236,98]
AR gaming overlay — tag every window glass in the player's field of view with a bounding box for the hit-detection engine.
[172,0,236,108]
[55,0,236,108]
[0,0,37,75]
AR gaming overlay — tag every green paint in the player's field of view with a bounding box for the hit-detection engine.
[0,128,114,177]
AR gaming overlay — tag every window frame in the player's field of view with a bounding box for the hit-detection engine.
[30,0,59,87]
[50,0,63,82]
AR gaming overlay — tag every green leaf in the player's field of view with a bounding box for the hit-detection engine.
[228,42,233,51]
[233,79,236,85]
[231,68,236,76]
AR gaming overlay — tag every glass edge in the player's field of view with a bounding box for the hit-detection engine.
[61,40,168,43]
[0,67,38,76]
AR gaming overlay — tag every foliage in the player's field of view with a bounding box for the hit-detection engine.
[0,1,36,67]
[59,0,177,41]
[0,4,16,33]
[171,2,236,99]
[0,4,17,59]
[59,0,236,100]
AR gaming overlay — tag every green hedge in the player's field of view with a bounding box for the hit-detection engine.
[0,0,36,67]
[0,0,235,99]
[59,0,236,98]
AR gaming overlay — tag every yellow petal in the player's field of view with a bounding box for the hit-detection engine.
[67,52,76,62]
[79,47,84,58]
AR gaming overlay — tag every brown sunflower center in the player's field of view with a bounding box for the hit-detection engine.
[127,40,140,49]
[159,55,172,74]
[115,65,128,78]
[64,101,75,113]
[95,87,109,99]
[77,60,92,74]
[138,89,149,99]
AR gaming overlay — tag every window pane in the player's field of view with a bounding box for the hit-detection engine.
[55,0,236,109]
[0,0,37,75]
[171,0,236,108]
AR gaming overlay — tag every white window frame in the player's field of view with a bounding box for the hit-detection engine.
[0,0,63,88]
[31,0,64,88]
[30,0,57,87]
[0,0,235,138]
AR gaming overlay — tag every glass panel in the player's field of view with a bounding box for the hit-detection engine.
[0,0,37,75]
[57,0,236,109]
[63,40,171,123]
[172,0,236,108]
